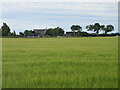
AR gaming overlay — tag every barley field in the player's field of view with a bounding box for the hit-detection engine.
[2,37,118,88]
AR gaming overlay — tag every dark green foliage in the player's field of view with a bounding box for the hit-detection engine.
[46,27,64,36]
[6,30,17,38]
[19,32,24,37]
[0,22,115,37]
[24,30,29,36]
[0,23,18,37]
[70,25,82,36]
[24,30,38,37]
[93,23,101,35]
[104,25,114,34]
[46,28,54,36]
[100,25,105,30]
[86,23,101,35]
[86,25,94,31]
[79,32,89,36]
[1,23,11,36]
[13,30,16,37]
[86,23,114,36]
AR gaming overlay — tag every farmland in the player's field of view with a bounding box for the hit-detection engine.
[2,37,118,88]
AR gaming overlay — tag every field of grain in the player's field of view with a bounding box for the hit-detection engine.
[2,37,118,88]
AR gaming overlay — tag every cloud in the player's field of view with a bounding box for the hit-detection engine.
[2,2,117,11]
[0,0,119,2]
[2,2,118,18]
[1,2,118,33]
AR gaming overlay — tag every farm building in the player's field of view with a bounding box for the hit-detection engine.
[24,33,39,37]
[34,29,47,37]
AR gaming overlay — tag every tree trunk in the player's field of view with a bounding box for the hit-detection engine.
[105,31,107,35]
[78,30,80,36]
[96,30,99,36]
[73,31,75,37]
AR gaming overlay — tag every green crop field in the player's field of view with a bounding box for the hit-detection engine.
[2,37,118,88]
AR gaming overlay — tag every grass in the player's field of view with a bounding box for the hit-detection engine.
[2,37,118,88]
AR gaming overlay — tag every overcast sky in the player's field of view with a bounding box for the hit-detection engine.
[0,2,118,34]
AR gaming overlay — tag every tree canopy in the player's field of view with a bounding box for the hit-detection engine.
[70,25,82,36]
[1,23,11,36]
[46,27,64,36]
[103,25,114,34]
[86,23,105,35]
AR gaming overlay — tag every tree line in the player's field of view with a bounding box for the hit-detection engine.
[71,23,114,36]
[0,22,119,37]
[0,23,16,37]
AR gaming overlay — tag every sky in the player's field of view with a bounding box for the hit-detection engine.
[0,2,118,34]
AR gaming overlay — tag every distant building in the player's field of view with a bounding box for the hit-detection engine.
[65,32,78,37]
[25,33,39,37]
[34,29,47,37]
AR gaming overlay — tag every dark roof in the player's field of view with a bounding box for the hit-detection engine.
[25,33,38,36]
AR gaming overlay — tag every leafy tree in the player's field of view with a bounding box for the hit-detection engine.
[13,30,16,37]
[93,23,100,36]
[24,30,29,36]
[86,24,94,31]
[1,22,11,36]
[104,25,114,34]
[86,23,104,36]
[55,27,64,36]
[46,28,54,36]
[46,27,64,36]
[100,25,105,30]
[19,32,24,37]
[23,30,38,37]
[71,25,82,36]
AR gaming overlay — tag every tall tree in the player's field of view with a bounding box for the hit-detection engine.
[1,23,11,36]
[24,30,29,36]
[13,30,16,37]
[86,23,104,36]
[71,25,82,37]
[93,23,100,36]
[86,25,94,31]
[100,25,105,33]
[104,25,114,34]
[46,27,64,36]
[46,28,54,36]
[19,32,24,37]
[55,27,64,36]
